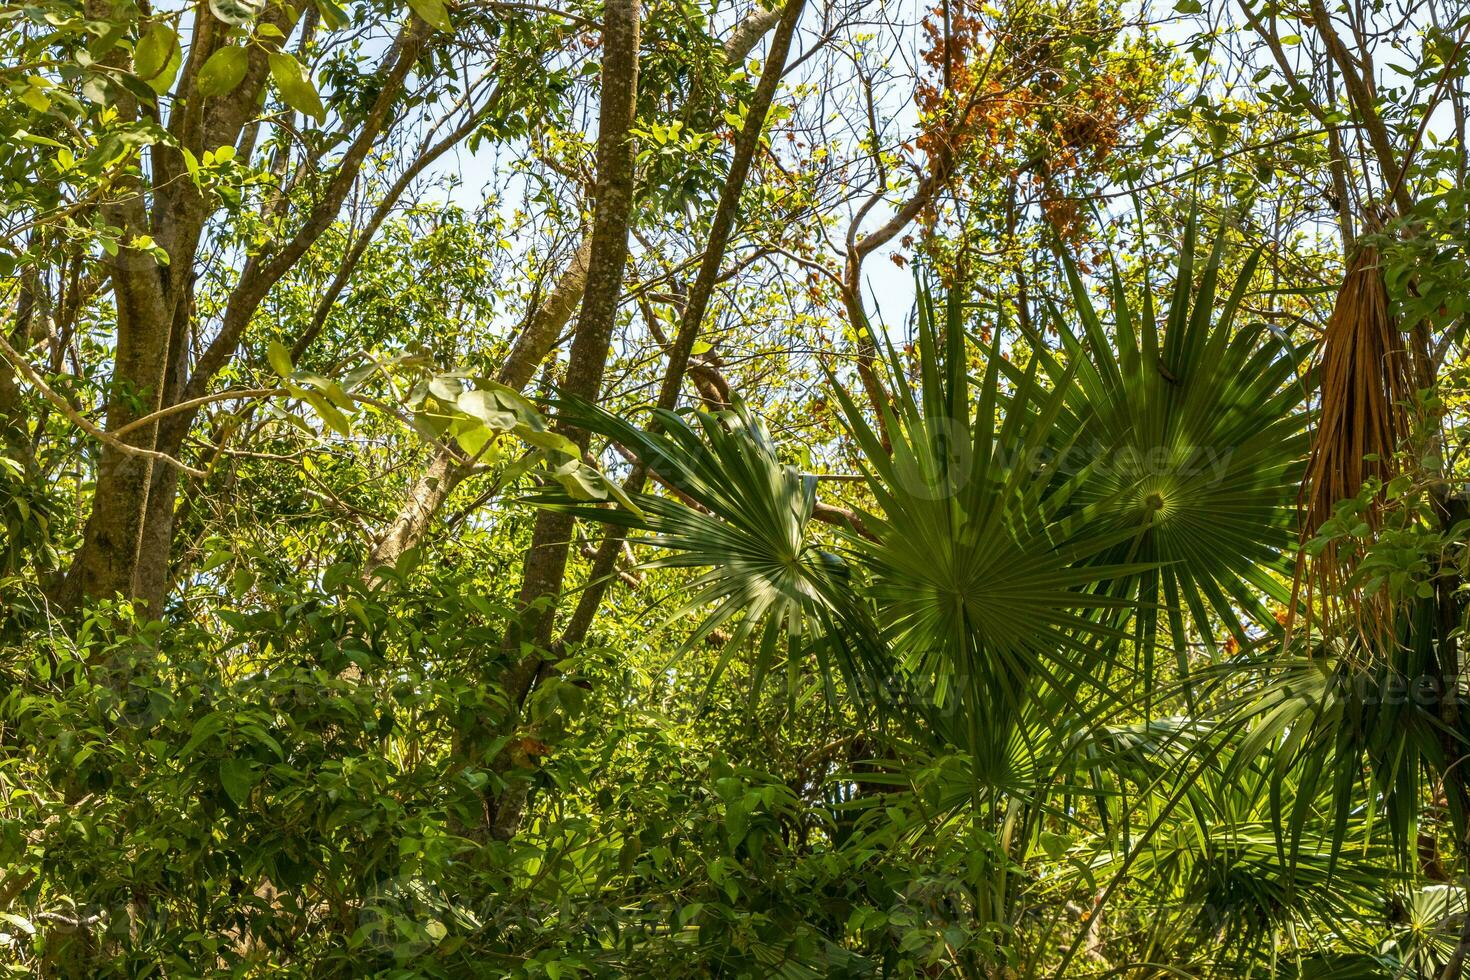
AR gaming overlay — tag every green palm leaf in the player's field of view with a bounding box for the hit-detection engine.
[824,279,1153,743]
[538,398,883,700]
[1021,216,1314,700]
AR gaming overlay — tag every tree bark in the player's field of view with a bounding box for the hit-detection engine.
[500,0,640,673]
[562,0,808,650]
[58,3,175,605]
[485,0,640,840]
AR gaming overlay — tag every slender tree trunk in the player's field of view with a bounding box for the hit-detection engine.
[62,257,170,605]
[485,0,640,839]
[365,9,788,573]
[562,0,808,649]
[58,9,173,604]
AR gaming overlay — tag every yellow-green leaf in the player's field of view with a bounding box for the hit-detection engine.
[196,45,249,98]
[304,390,351,437]
[266,341,294,378]
[407,0,452,32]
[135,23,181,94]
[315,0,349,29]
[267,51,325,121]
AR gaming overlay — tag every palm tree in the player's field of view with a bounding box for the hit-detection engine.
[538,221,1470,976]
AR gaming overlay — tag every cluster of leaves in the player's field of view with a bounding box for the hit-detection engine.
[911,0,1162,252]
[0,562,1079,977]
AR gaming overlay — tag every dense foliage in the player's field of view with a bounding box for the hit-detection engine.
[2,0,1470,975]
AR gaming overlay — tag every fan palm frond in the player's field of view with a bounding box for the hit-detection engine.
[827,280,1151,744]
[542,398,883,698]
[1022,217,1313,700]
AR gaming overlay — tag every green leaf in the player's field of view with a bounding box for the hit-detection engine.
[303,390,351,437]
[88,20,130,61]
[456,390,518,430]
[294,371,353,410]
[513,423,579,458]
[315,0,349,29]
[267,341,294,378]
[268,51,325,121]
[429,374,467,402]
[0,912,36,936]
[407,0,452,32]
[19,85,51,113]
[547,458,645,517]
[454,422,495,458]
[180,711,226,758]
[196,46,249,98]
[1039,830,1070,860]
[209,0,264,26]
[550,458,601,501]
[219,757,260,806]
[134,23,182,94]
[725,801,749,848]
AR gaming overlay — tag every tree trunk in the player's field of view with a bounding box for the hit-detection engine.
[485,0,641,839]
[57,12,174,605]
[62,251,171,604]
[562,0,808,649]
[364,8,788,573]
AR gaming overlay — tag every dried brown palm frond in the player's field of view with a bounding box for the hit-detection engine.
[1289,245,1413,640]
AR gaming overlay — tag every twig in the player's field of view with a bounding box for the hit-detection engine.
[108,388,288,440]
[0,331,207,478]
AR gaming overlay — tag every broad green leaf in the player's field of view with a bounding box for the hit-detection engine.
[179,711,226,758]
[0,912,35,936]
[456,390,518,430]
[293,371,353,410]
[429,375,468,402]
[196,45,249,98]
[268,52,325,121]
[209,0,264,25]
[315,0,349,29]
[219,757,260,806]
[267,341,294,377]
[134,23,181,94]
[303,390,351,437]
[407,0,452,32]
[725,801,749,848]
[513,424,579,458]
[454,421,495,458]
[19,85,50,113]
[551,458,600,501]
